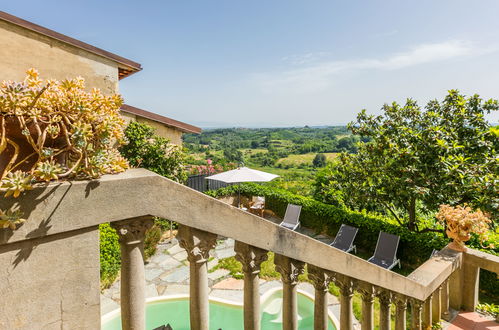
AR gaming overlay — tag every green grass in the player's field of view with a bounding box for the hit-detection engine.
[212,252,308,281]
[276,153,338,166]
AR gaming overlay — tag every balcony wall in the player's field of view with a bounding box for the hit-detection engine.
[0,169,497,330]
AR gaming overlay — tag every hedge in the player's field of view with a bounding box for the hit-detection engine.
[207,183,498,299]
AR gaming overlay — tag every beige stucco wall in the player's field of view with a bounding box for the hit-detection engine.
[136,117,184,145]
[0,228,100,329]
[0,20,119,94]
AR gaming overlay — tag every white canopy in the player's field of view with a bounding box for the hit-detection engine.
[206,167,279,183]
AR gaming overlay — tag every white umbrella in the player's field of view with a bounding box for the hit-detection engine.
[206,167,279,207]
[206,167,279,183]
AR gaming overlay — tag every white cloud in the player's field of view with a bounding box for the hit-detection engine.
[281,52,331,65]
[253,40,491,94]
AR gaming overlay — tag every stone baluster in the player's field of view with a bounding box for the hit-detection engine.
[377,289,392,330]
[432,287,442,324]
[177,225,217,330]
[274,254,305,330]
[441,279,450,321]
[308,265,334,330]
[358,283,375,330]
[393,294,407,330]
[112,216,154,330]
[234,241,268,330]
[334,274,355,330]
[410,299,423,330]
[422,296,432,329]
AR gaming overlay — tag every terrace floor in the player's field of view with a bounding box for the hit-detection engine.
[448,312,498,330]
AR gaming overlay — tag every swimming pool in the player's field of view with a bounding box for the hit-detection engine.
[102,288,338,329]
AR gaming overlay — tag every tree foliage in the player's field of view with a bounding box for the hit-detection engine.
[315,90,498,231]
[312,153,327,168]
[120,121,187,183]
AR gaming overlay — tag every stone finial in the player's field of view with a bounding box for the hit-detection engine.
[307,264,334,292]
[334,274,355,297]
[111,216,154,245]
[234,241,268,274]
[177,225,217,263]
[274,254,305,285]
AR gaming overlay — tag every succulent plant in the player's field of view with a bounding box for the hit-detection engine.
[1,171,33,198]
[0,207,26,230]
[0,69,129,229]
[34,160,64,182]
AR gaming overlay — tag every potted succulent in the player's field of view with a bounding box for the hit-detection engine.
[0,69,129,229]
[436,204,491,251]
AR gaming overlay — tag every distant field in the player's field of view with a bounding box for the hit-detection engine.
[276,153,338,166]
[240,148,268,155]
[190,150,224,161]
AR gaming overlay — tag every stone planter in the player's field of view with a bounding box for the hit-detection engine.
[0,116,67,176]
[446,228,470,252]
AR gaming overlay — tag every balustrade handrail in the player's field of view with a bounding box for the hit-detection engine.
[463,247,499,274]
[0,168,463,301]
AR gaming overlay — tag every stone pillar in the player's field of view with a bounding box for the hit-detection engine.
[411,300,423,330]
[441,279,450,321]
[393,294,407,330]
[423,296,432,329]
[378,289,392,330]
[177,225,217,330]
[358,283,375,330]
[234,241,268,330]
[432,287,442,324]
[112,216,154,330]
[308,265,333,330]
[274,254,305,330]
[462,261,480,312]
[335,274,355,330]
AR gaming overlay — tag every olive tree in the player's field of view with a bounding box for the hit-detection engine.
[315,90,498,231]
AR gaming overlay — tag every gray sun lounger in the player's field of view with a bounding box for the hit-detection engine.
[279,204,302,231]
[368,232,401,270]
[330,224,358,254]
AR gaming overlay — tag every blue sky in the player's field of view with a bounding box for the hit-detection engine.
[4,1,499,127]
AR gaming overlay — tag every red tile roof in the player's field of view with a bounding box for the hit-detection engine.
[0,11,142,79]
[121,104,201,134]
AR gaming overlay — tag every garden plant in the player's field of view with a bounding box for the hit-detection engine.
[0,69,128,229]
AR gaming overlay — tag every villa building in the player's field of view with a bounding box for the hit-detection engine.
[0,10,200,145]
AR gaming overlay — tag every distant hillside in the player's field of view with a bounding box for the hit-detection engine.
[183,126,354,151]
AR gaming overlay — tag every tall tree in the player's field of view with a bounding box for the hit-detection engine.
[315,90,498,231]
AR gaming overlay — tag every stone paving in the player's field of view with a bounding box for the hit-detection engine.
[100,235,359,327]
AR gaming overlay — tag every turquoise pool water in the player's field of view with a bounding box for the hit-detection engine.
[102,289,337,330]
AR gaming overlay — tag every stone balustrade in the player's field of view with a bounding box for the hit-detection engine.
[0,169,497,330]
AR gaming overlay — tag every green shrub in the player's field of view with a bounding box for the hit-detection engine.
[120,121,187,183]
[144,224,162,259]
[99,223,121,288]
[99,221,165,288]
[207,184,448,265]
[207,183,498,298]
